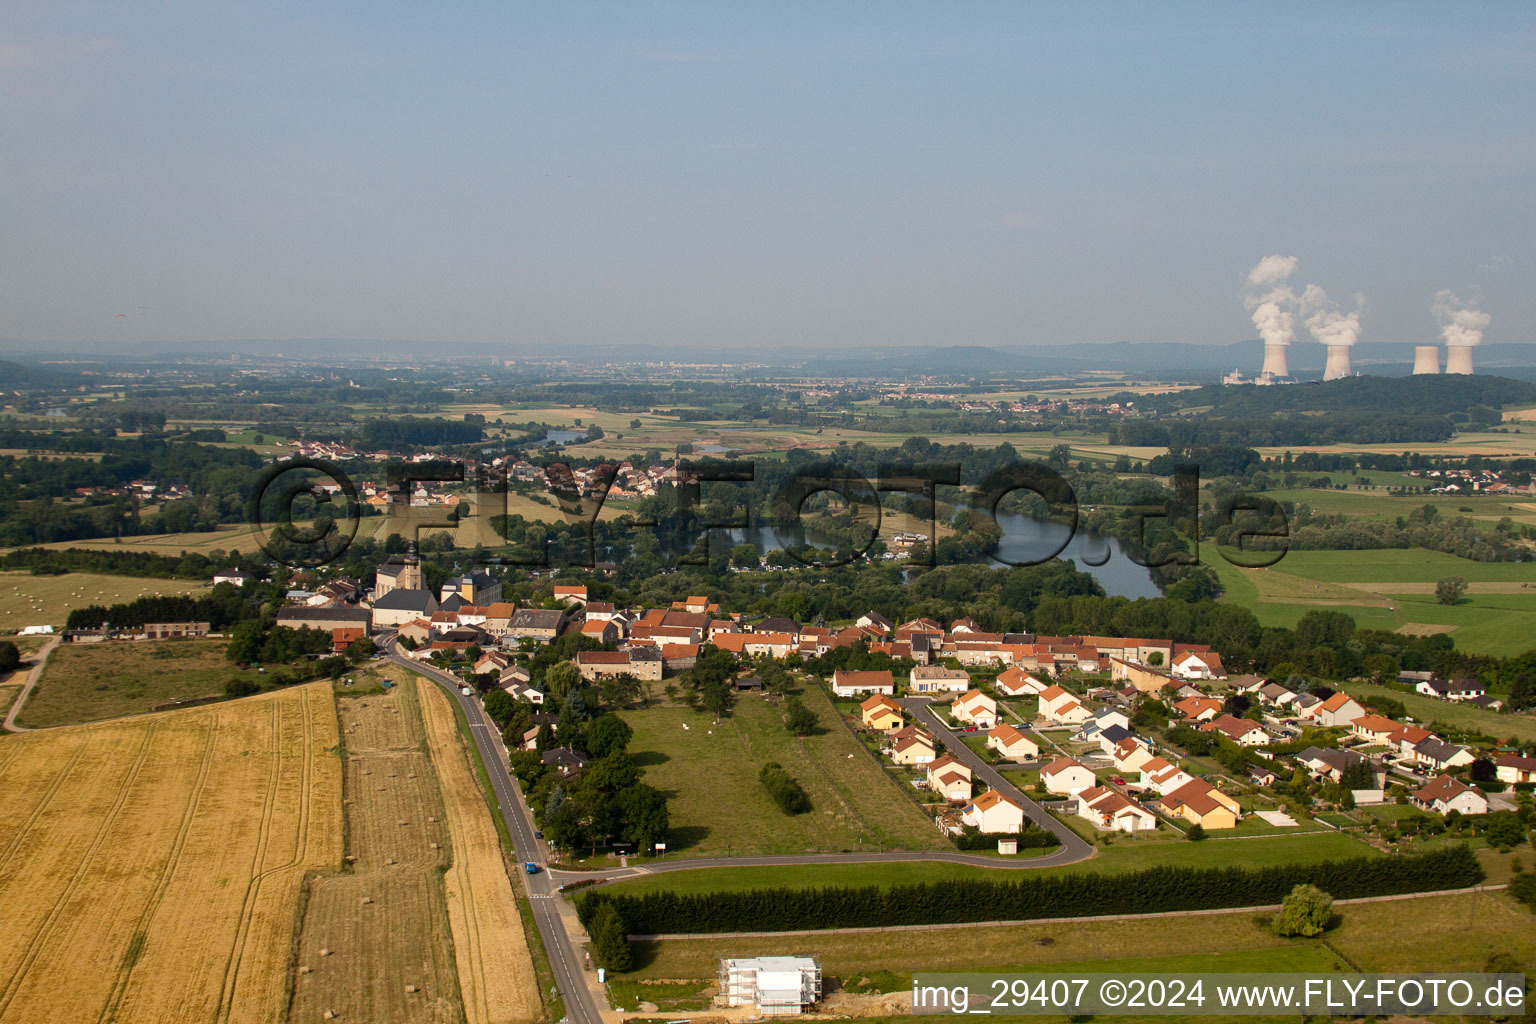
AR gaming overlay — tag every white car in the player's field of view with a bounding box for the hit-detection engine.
[461,686,473,697]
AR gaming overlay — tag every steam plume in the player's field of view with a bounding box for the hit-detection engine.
[1432,290,1490,348]
[1244,255,1298,350]
[1300,285,1363,348]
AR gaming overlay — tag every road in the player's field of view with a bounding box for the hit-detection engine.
[2,636,59,732]
[385,642,607,1024]
[900,697,1095,863]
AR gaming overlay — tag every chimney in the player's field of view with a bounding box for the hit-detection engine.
[1322,346,1353,381]
[1260,343,1290,378]
[1412,345,1441,374]
[1445,347,1474,375]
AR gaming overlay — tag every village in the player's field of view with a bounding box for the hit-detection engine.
[233,553,1536,857]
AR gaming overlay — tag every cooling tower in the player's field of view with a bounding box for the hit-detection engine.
[1260,343,1290,378]
[1445,346,1475,375]
[1322,345,1353,381]
[1412,345,1441,374]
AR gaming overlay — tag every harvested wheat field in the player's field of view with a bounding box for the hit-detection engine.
[290,675,537,1024]
[0,681,342,1024]
[420,681,538,1024]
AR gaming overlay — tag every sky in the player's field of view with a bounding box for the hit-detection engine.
[2,2,1534,354]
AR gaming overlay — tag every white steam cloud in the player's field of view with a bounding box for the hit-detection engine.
[1244,254,1298,349]
[1301,284,1364,348]
[1433,290,1491,348]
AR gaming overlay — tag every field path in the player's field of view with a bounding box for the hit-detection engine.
[1,637,58,733]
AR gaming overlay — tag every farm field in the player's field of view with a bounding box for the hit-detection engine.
[419,679,540,1024]
[0,682,342,1024]
[20,637,264,728]
[603,828,1375,898]
[617,683,947,857]
[290,671,539,1024]
[0,570,204,631]
[1203,545,1536,657]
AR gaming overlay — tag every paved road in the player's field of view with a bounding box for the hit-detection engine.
[2,636,59,732]
[900,698,1095,863]
[385,642,606,1024]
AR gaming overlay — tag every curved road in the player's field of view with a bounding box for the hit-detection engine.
[2,636,59,732]
[387,644,1098,1022]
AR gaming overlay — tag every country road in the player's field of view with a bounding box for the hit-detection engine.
[1,636,59,732]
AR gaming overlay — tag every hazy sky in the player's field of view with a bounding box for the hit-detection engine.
[3,3,1533,353]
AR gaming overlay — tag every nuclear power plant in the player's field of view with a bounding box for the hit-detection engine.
[1322,346,1353,380]
[1260,343,1290,379]
[1445,346,1475,375]
[1412,345,1441,374]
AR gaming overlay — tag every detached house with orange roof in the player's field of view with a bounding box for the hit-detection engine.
[1412,775,1489,816]
[1173,695,1222,723]
[552,583,588,605]
[953,689,999,729]
[996,666,1051,697]
[1038,685,1092,726]
[889,728,937,765]
[831,669,896,698]
[986,723,1039,761]
[960,790,1026,834]
[1351,714,1401,745]
[1170,648,1226,681]
[926,756,973,803]
[581,618,619,644]
[1157,779,1241,830]
[1075,786,1157,832]
[1041,756,1096,795]
[860,694,904,731]
[1308,691,1365,727]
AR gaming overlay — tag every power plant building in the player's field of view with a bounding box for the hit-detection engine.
[1412,345,1442,374]
[1322,345,1353,380]
[718,956,822,1016]
[1445,347,1475,375]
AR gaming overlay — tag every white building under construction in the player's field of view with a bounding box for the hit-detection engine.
[718,956,822,1016]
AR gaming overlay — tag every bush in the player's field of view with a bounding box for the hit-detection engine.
[224,677,261,698]
[1508,872,1536,913]
[759,762,812,815]
[1186,823,1207,841]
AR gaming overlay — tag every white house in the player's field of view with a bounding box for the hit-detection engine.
[830,669,896,698]
[1041,756,1096,795]
[1309,692,1365,727]
[909,665,972,694]
[1413,775,1489,816]
[961,790,1026,834]
[953,689,999,729]
[986,723,1040,761]
[1076,786,1157,832]
[996,666,1050,697]
[1495,754,1536,785]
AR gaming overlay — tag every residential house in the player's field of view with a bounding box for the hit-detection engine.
[371,588,439,628]
[996,666,1050,697]
[505,608,567,643]
[961,791,1026,834]
[1412,737,1474,772]
[860,695,905,731]
[909,665,972,694]
[1158,779,1241,830]
[830,669,896,698]
[1139,757,1196,795]
[541,746,590,777]
[1297,746,1371,784]
[1110,736,1157,774]
[1173,696,1222,723]
[581,619,619,645]
[890,731,937,765]
[1076,786,1157,832]
[1257,682,1298,708]
[575,651,640,682]
[1170,649,1226,681]
[926,756,973,803]
[1351,714,1400,745]
[213,568,254,588]
[1309,692,1365,727]
[953,689,999,729]
[986,723,1040,762]
[1037,685,1092,726]
[1109,657,1179,694]
[1201,714,1270,747]
[1041,756,1096,795]
[553,584,588,606]
[1415,677,1489,702]
[1494,754,1536,785]
[1413,775,1489,816]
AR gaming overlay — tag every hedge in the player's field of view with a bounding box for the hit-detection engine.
[577,844,1482,936]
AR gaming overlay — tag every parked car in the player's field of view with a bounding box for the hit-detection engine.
[1111,776,1126,785]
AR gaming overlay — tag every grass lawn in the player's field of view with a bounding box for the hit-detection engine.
[0,571,205,631]
[617,683,947,857]
[0,683,19,724]
[18,637,265,727]
[605,829,1377,898]
[1346,682,1536,744]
